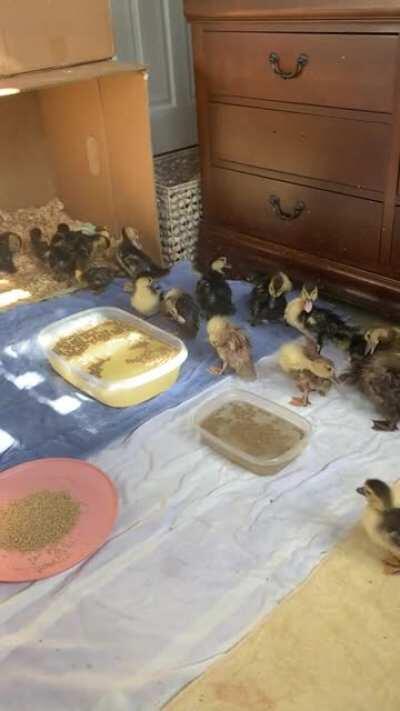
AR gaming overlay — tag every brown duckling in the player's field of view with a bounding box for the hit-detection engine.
[248,271,293,326]
[344,327,400,431]
[207,315,256,380]
[278,339,336,406]
[357,479,400,574]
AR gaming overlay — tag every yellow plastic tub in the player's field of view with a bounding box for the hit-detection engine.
[38,307,188,408]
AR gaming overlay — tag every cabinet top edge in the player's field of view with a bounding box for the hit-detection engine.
[183,1,400,22]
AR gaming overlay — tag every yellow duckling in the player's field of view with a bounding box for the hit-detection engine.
[284,283,318,335]
[278,339,336,406]
[207,315,256,380]
[357,479,400,575]
[130,275,162,317]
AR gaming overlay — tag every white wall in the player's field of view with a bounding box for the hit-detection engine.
[111,0,198,155]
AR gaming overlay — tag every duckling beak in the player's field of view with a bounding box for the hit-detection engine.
[304,300,313,314]
[356,486,366,496]
[364,342,375,356]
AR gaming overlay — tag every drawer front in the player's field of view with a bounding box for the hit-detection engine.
[210,103,390,192]
[391,207,400,272]
[205,32,397,113]
[209,167,382,267]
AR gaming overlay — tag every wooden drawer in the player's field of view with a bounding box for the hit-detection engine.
[391,207,400,272]
[205,32,397,113]
[209,167,382,267]
[210,103,390,192]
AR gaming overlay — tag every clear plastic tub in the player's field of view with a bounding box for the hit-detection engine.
[38,307,188,408]
[194,389,311,476]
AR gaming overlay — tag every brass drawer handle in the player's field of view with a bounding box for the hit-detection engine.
[269,52,308,80]
[270,195,305,221]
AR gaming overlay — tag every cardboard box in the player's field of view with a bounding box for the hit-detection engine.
[0,0,114,77]
[0,61,162,264]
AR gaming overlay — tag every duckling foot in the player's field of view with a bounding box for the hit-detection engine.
[372,420,398,432]
[209,363,226,376]
[290,395,310,407]
[383,556,400,575]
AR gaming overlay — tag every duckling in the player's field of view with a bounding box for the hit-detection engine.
[357,479,400,574]
[285,282,354,352]
[364,326,400,356]
[117,226,169,280]
[130,274,162,317]
[207,315,256,380]
[162,288,200,338]
[249,271,293,326]
[0,232,22,273]
[30,227,50,262]
[196,257,235,318]
[284,282,317,335]
[343,327,400,431]
[278,339,336,406]
[75,263,117,292]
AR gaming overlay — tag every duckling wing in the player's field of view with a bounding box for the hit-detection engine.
[177,293,200,334]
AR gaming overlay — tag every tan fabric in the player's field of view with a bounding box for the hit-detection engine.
[167,525,400,711]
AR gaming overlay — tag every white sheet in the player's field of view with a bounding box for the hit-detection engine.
[0,350,398,711]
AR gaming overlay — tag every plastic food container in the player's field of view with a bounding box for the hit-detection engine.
[38,307,188,408]
[194,389,311,476]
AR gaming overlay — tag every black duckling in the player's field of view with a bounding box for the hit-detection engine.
[75,263,117,293]
[300,306,356,353]
[30,227,50,262]
[343,327,400,431]
[207,315,256,380]
[0,232,22,273]
[196,256,235,318]
[248,271,293,326]
[162,288,200,338]
[286,282,354,351]
[117,226,169,280]
[357,479,400,574]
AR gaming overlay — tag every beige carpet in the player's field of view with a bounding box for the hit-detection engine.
[167,525,400,711]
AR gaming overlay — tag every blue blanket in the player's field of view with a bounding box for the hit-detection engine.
[0,261,299,471]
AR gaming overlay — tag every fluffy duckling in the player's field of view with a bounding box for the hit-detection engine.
[117,226,169,280]
[75,263,116,292]
[278,339,336,406]
[0,232,22,273]
[130,274,162,317]
[30,227,50,262]
[284,282,317,335]
[285,282,354,352]
[162,288,200,338]
[343,327,400,431]
[357,479,400,574]
[364,326,400,356]
[207,316,256,380]
[196,257,235,318]
[249,271,293,326]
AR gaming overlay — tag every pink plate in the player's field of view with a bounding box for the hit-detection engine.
[0,458,118,582]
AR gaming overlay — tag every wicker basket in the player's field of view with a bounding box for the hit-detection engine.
[154,147,202,265]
